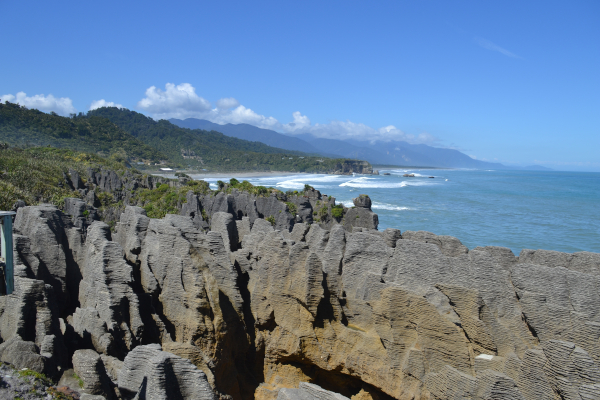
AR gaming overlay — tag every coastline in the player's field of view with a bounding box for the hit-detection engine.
[153,170,309,179]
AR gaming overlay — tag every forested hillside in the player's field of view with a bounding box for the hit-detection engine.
[87,107,350,172]
[0,102,166,163]
[0,103,373,173]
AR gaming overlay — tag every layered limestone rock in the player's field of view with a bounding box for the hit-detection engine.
[1,200,600,400]
[118,344,215,400]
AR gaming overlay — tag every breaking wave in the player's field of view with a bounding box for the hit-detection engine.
[339,177,409,188]
[372,203,413,211]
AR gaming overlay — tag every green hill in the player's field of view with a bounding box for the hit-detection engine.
[0,102,166,163]
[87,107,346,172]
[0,103,373,173]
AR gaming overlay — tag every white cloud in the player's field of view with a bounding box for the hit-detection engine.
[216,97,239,110]
[137,83,212,119]
[285,111,311,132]
[136,82,438,144]
[474,37,520,58]
[212,105,281,128]
[1,91,76,116]
[89,99,123,110]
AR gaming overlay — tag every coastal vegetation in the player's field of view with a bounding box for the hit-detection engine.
[0,145,291,221]
[0,145,126,211]
[0,102,374,174]
[0,102,166,163]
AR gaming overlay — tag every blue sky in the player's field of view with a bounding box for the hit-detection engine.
[1,1,599,171]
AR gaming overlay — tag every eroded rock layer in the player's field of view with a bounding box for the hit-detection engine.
[1,200,599,400]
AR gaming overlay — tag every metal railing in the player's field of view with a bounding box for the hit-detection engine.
[0,211,16,294]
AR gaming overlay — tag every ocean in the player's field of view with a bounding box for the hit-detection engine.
[192,169,600,255]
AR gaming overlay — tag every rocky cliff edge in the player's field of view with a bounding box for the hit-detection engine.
[0,191,599,399]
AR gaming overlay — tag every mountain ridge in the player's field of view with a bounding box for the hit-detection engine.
[169,117,524,170]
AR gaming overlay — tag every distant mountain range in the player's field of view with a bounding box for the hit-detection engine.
[170,118,551,170]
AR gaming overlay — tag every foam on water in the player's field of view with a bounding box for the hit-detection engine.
[338,200,355,207]
[340,177,408,189]
[246,174,346,190]
[340,176,439,189]
[372,202,413,211]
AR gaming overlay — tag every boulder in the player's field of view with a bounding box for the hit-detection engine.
[0,336,49,374]
[72,349,115,399]
[118,344,216,400]
[352,195,372,210]
[342,207,378,231]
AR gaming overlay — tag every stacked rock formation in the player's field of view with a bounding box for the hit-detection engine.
[0,193,599,399]
[60,166,378,233]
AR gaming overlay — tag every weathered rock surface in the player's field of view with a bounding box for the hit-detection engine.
[118,344,215,400]
[277,382,350,400]
[72,349,115,399]
[0,336,50,375]
[1,199,599,400]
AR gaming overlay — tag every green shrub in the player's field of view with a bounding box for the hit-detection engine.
[186,179,211,195]
[304,184,313,192]
[331,204,344,219]
[285,202,297,216]
[266,215,276,226]
[73,372,84,388]
[17,369,52,386]
[253,186,269,196]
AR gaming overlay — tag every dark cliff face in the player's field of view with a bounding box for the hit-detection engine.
[332,160,376,175]
[1,167,600,400]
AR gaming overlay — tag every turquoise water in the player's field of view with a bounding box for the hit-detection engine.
[196,169,600,254]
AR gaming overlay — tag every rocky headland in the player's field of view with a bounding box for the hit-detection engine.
[0,167,599,400]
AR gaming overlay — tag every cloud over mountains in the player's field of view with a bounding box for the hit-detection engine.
[137,83,438,144]
[0,92,76,116]
[1,83,438,144]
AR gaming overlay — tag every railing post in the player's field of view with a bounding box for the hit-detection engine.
[0,211,16,295]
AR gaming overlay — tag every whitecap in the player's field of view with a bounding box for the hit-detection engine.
[372,203,413,211]
[337,200,355,207]
[339,177,410,189]
[272,174,348,190]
